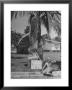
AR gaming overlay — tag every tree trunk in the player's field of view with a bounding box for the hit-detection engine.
[37,12,43,60]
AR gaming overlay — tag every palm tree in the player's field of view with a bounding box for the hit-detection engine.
[29,11,49,60]
[11,11,61,55]
[29,11,61,60]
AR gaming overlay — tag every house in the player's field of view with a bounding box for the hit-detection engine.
[42,39,61,61]
[42,39,61,51]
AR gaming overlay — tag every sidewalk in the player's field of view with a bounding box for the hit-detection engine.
[11,71,61,79]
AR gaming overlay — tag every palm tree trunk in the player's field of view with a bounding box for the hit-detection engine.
[37,12,43,60]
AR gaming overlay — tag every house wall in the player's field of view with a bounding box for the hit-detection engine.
[43,51,61,61]
[43,41,61,51]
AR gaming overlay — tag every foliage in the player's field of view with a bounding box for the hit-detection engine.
[24,26,30,34]
[11,31,22,47]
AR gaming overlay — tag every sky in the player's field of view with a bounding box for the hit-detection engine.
[11,12,30,34]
